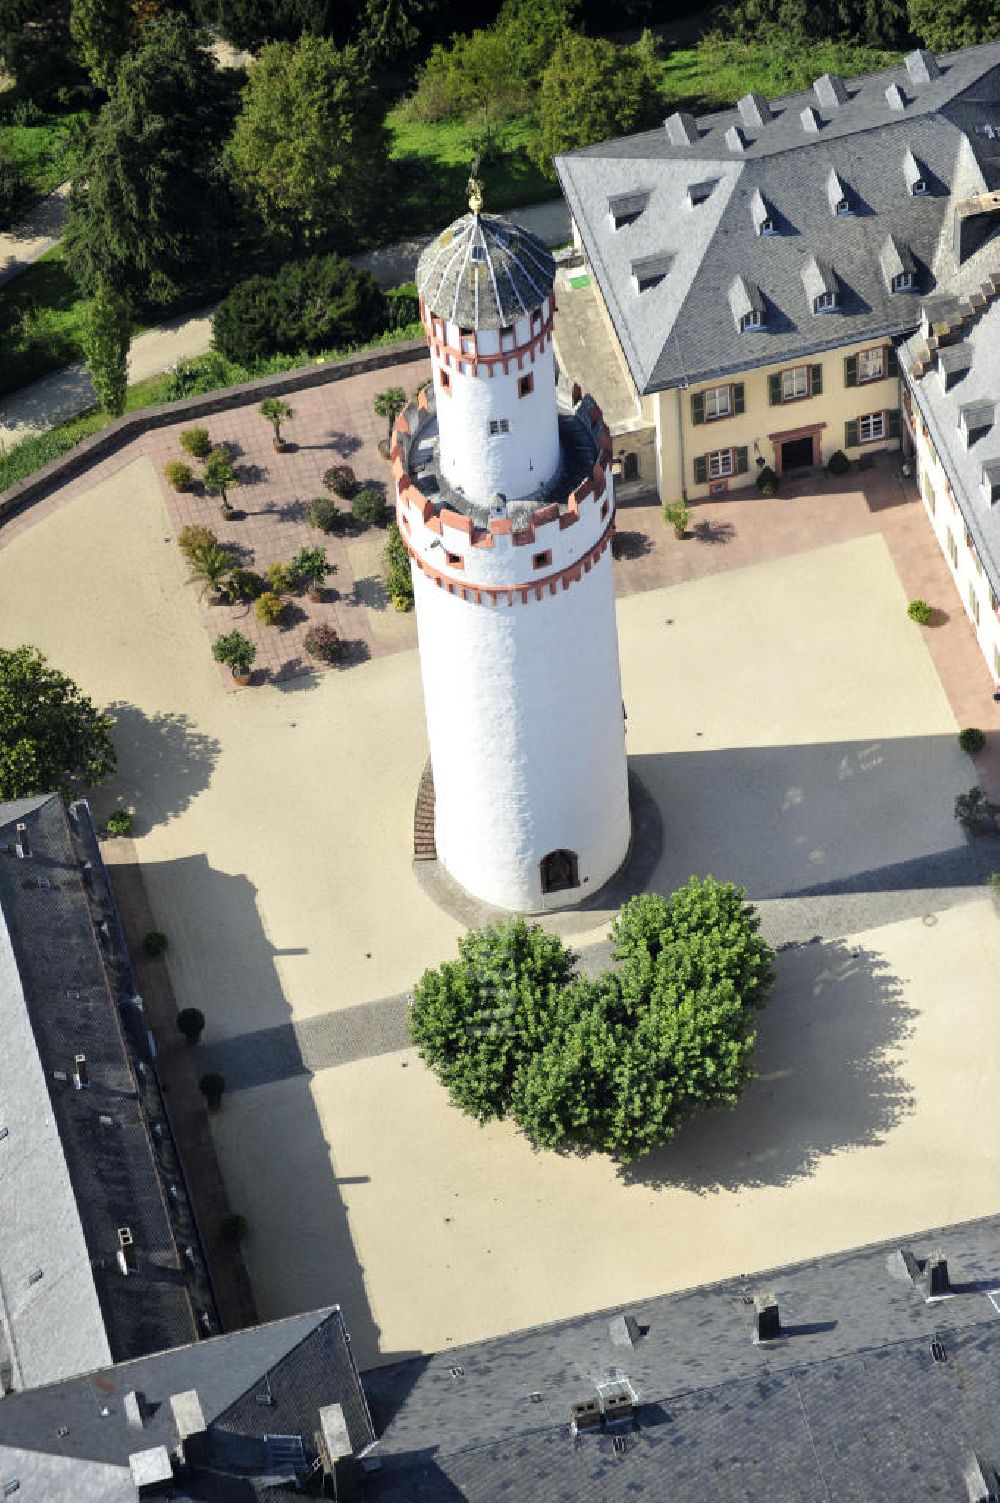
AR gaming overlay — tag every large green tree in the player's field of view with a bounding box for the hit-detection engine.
[409,879,775,1162]
[535,31,662,176]
[211,252,386,363]
[81,276,131,415]
[907,0,999,48]
[70,0,131,91]
[225,34,388,250]
[64,12,232,310]
[0,646,115,800]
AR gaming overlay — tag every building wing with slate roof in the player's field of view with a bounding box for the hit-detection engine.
[0,794,214,1390]
[357,1214,1000,1500]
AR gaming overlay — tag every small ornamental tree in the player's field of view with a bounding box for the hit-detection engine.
[409,879,775,1162]
[178,524,219,562]
[308,496,340,533]
[203,446,238,513]
[260,397,293,445]
[323,464,356,500]
[164,460,194,492]
[180,427,212,460]
[287,547,336,595]
[0,645,116,800]
[373,386,406,445]
[383,521,413,610]
[303,622,342,663]
[187,544,235,598]
[177,1007,206,1044]
[212,630,256,680]
[352,487,386,526]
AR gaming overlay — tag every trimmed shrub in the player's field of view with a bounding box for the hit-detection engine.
[384,522,414,611]
[827,449,850,476]
[267,561,294,594]
[908,598,933,624]
[179,426,212,459]
[352,487,386,526]
[178,524,218,562]
[304,622,343,663]
[106,810,134,837]
[255,590,285,625]
[385,282,420,329]
[224,567,266,603]
[212,253,387,365]
[757,464,778,495]
[199,1072,225,1110]
[288,547,336,594]
[955,785,999,831]
[308,495,341,533]
[212,629,256,679]
[164,459,194,491]
[959,727,987,755]
[144,930,168,957]
[176,1007,206,1044]
[324,464,357,499]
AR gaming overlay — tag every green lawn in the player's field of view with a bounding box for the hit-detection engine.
[0,105,90,209]
[0,245,90,399]
[387,110,553,231]
[654,35,900,113]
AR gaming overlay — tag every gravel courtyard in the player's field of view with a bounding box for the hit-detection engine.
[1,439,996,1369]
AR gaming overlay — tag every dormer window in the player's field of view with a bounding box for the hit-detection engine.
[891,271,916,293]
[688,180,715,207]
[740,311,764,331]
[803,255,839,316]
[759,217,775,235]
[911,177,927,196]
[631,253,672,294]
[608,191,649,230]
[835,199,850,216]
[750,188,777,236]
[815,291,838,313]
[827,169,852,217]
[729,274,765,333]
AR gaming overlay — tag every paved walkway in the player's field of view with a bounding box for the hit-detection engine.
[0,181,69,287]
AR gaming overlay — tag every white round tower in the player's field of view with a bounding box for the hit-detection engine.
[394,207,630,913]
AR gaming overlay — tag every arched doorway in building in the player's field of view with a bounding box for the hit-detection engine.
[540,849,579,894]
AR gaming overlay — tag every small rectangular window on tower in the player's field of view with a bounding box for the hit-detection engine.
[518,373,534,398]
[532,550,552,569]
[440,369,451,392]
[488,419,510,436]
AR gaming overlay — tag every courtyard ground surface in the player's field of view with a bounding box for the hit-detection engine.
[2,371,1000,1370]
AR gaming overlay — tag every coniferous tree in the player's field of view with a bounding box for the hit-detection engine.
[81,276,131,415]
[70,0,131,91]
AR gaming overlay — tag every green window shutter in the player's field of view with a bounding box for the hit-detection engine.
[844,354,858,387]
[768,373,781,406]
[887,408,902,439]
[810,363,823,396]
[734,445,749,475]
[691,391,705,425]
[885,344,899,377]
[693,455,708,485]
[845,418,859,448]
[733,382,745,415]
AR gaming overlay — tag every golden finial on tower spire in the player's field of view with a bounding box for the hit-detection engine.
[467,153,484,216]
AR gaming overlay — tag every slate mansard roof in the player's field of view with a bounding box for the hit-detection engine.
[416,211,556,329]
[360,1214,1000,1500]
[0,794,212,1392]
[555,41,1000,394]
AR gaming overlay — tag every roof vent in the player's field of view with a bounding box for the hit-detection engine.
[926,1250,950,1297]
[750,188,777,236]
[738,92,772,127]
[752,1292,781,1343]
[965,1453,1000,1502]
[904,149,929,195]
[905,48,941,84]
[117,1226,137,1276]
[938,345,972,390]
[981,460,1000,504]
[729,274,766,331]
[570,1398,603,1433]
[664,111,698,145]
[14,824,30,860]
[630,253,673,293]
[885,82,907,110]
[814,73,848,108]
[607,191,649,230]
[959,401,994,447]
[319,1403,352,1469]
[827,168,851,216]
[124,1391,145,1430]
[725,124,748,153]
[609,1314,642,1348]
[800,106,822,133]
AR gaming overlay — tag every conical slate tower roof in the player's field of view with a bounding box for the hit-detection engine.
[416,212,556,330]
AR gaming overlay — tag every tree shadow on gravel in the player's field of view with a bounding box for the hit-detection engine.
[618,939,915,1192]
[611,529,652,560]
[101,703,222,830]
[691,518,736,545]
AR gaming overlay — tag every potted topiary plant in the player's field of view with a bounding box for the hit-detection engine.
[323,464,357,500]
[178,524,219,563]
[199,1072,226,1112]
[260,397,293,451]
[187,543,234,602]
[164,460,194,492]
[757,465,778,496]
[144,930,168,957]
[212,629,256,684]
[308,495,340,533]
[106,810,134,837]
[908,599,934,624]
[662,500,689,539]
[223,567,266,604]
[827,449,850,477]
[180,426,212,460]
[289,547,337,601]
[255,590,285,626]
[176,1007,206,1045]
[352,487,386,528]
[203,445,239,518]
[266,560,294,594]
[959,727,987,755]
[219,1212,248,1243]
[304,622,342,663]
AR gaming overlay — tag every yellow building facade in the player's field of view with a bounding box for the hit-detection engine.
[650,340,903,504]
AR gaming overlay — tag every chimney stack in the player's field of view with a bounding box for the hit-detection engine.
[570,1398,602,1433]
[15,823,30,859]
[117,1226,137,1275]
[753,1293,781,1343]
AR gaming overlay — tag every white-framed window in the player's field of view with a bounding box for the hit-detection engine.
[704,385,732,420]
[708,449,735,479]
[859,412,885,443]
[891,272,916,293]
[814,291,838,312]
[947,531,958,569]
[782,366,809,401]
[858,347,884,384]
[488,418,510,436]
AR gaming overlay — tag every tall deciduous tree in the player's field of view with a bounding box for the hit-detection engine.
[907,0,999,48]
[0,645,116,799]
[64,13,231,309]
[81,276,131,414]
[70,0,131,91]
[535,30,662,176]
[409,879,775,1162]
[225,35,388,251]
